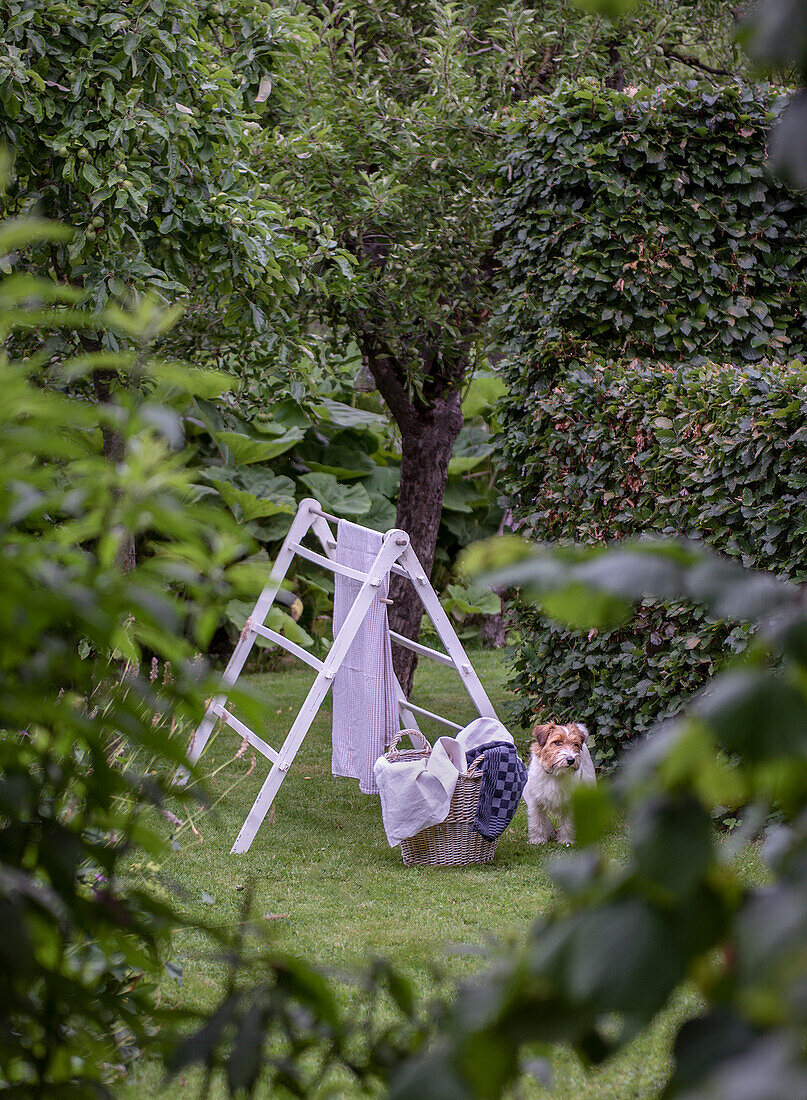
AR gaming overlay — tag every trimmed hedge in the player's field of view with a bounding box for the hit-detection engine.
[506,359,807,571]
[504,358,807,762]
[495,81,807,763]
[495,82,807,373]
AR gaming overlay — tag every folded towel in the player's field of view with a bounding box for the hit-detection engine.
[457,716,514,755]
[374,736,466,846]
[466,741,528,840]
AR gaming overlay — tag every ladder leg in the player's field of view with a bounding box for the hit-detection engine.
[174,616,264,786]
[393,673,420,731]
[397,544,498,719]
[174,502,321,785]
[230,671,333,853]
[231,533,406,852]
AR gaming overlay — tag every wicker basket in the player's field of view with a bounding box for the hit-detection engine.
[385,730,497,868]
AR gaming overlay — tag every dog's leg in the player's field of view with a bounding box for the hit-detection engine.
[527,801,555,845]
[555,816,575,846]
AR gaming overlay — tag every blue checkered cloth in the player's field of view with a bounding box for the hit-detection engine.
[466,741,528,840]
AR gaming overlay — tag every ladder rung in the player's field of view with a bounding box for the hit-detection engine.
[293,540,409,582]
[250,622,324,672]
[212,703,280,764]
[389,630,454,667]
[291,543,368,582]
[398,700,462,731]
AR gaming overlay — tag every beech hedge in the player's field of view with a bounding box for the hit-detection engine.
[495,81,807,762]
[495,81,807,374]
[503,357,807,763]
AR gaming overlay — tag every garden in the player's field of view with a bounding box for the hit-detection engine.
[3,0,807,1096]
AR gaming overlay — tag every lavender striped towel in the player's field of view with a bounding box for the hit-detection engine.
[331,520,398,794]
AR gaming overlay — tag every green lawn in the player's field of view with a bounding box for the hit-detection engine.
[122,649,759,1099]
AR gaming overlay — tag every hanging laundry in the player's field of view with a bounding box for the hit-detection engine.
[331,519,399,793]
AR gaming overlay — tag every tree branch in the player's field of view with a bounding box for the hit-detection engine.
[660,45,734,78]
[357,330,420,437]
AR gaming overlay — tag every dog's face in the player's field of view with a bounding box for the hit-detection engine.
[531,722,588,776]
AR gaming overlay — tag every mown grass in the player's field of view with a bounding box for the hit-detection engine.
[122,649,765,1099]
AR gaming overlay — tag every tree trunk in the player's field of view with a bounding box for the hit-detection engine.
[466,588,507,648]
[389,389,463,694]
[90,357,137,573]
[605,37,625,92]
[360,337,465,696]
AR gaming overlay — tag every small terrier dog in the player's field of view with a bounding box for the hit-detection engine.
[524,721,596,845]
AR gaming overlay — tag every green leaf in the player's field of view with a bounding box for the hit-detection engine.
[298,472,371,516]
[442,479,484,514]
[540,582,631,631]
[460,535,535,577]
[631,795,713,897]
[768,92,807,189]
[573,0,639,17]
[361,465,400,498]
[148,362,231,398]
[440,583,501,618]
[694,672,807,761]
[448,450,494,475]
[271,399,312,430]
[295,443,375,479]
[205,467,296,522]
[462,372,508,419]
[225,600,313,649]
[315,398,388,432]
[364,491,397,532]
[226,999,265,1095]
[216,428,305,465]
[571,784,616,847]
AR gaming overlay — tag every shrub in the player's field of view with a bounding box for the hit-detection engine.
[0,214,256,1092]
[495,81,807,376]
[502,357,807,762]
[494,80,807,760]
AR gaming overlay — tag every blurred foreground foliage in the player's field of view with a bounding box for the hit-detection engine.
[6,0,807,1093]
[0,209,258,1093]
[411,535,807,1098]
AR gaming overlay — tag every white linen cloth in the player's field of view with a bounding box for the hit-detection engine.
[374,736,467,847]
[456,716,514,755]
[331,519,398,794]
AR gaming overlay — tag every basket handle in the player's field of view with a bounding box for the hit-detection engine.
[386,728,431,756]
[465,753,485,779]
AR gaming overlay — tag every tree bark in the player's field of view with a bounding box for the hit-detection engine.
[89,354,137,573]
[390,389,463,694]
[360,336,465,696]
[605,37,625,92]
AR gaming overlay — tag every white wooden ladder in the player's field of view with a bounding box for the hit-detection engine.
[181,497,498,853]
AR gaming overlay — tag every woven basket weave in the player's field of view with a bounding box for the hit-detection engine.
[384,730,497,868]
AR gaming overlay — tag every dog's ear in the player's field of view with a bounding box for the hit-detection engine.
[532,723,553,748]
[573,722,589,742]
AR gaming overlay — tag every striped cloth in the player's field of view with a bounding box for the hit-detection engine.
[466,741,528,840]
[331,520,398,794]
